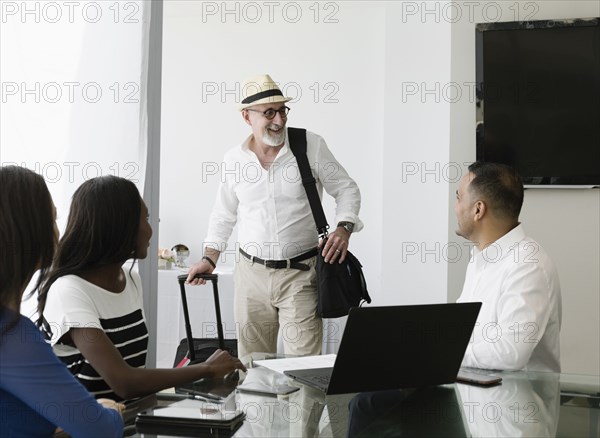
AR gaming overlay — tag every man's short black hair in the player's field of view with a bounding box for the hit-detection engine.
[467,162,524,221]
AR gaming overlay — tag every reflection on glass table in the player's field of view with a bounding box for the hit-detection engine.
[456,371,560,437]
[347,385,467,437]
[347,370,599,438]
[133,354,599,437]
[132,352,352,437]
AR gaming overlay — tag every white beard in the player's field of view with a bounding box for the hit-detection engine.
[263,124,286,147]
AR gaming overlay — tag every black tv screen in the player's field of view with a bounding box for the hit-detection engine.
[476,18,600,186]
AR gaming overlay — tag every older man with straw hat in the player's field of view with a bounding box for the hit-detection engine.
[187,74,363,358]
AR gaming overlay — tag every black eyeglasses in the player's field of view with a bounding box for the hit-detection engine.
[246,106,290,120]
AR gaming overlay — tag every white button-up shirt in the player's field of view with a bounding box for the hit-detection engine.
[457,224,562,372]
[205,128,362,260]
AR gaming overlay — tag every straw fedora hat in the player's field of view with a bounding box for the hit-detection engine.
[238,74,292,111]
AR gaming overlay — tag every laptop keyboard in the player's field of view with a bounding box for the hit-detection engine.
[309,374,331,386]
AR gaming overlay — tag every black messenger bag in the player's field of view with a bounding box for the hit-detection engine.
[288,127,371,318]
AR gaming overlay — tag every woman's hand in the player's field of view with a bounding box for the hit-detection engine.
[195,349,247,378]
[97,398,125,416]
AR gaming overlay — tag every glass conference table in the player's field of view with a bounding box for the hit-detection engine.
[130,354,599,437]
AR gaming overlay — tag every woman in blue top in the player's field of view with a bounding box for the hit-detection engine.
[0,166,123,437]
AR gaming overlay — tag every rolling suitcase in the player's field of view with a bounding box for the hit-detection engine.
[172,273,237,369]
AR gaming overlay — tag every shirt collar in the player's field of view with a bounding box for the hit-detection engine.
[473,223,526,266]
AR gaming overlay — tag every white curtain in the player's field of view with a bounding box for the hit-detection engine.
[1,0,151,317]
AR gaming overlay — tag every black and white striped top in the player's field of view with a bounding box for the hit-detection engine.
[44,271,148,402]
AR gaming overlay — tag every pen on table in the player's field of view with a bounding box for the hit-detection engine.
[188,392,222,402]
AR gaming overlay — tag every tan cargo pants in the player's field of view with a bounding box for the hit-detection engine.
[233,254,323,358]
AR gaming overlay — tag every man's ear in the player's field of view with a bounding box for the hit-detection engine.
[474,200,487,220]
[242,110,252,126]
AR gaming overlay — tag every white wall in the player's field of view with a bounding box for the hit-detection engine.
[0,3,148,234]
[382,2,452,305]
[448,0,600,375]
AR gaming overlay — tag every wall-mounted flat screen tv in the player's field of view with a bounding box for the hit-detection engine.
[476,17,600,187]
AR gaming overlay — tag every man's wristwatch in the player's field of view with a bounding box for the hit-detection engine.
[337,221,354,234]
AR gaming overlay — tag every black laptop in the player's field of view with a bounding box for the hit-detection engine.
[284,303,481,394]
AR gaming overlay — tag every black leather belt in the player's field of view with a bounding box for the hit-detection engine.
[240,248,318,271]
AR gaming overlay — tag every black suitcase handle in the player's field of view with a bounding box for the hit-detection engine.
[177,274,217,283]
[176,274,224,362]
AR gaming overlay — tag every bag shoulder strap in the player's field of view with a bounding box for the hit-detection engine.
[288,127,329,237]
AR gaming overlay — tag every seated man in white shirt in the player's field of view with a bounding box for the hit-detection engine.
[455,162,562,372]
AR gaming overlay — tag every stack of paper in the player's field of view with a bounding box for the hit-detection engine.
[253,354,337,374]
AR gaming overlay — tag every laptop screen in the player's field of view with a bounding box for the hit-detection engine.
[286,303,481,394]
